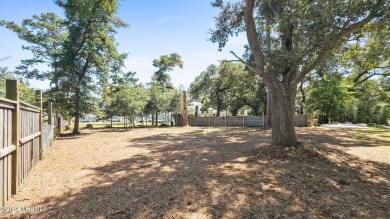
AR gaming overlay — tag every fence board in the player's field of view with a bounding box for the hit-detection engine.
[7,154,11,201]
[294,114,308,127]
[226,117,243,126]
[3,154,7,205]
[0,157,3,206]
[0,109,3,149]
[0,103,13,205]
[18,108,41,185]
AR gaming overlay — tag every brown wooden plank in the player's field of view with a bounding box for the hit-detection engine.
[19,145,22,184]
[24,111,27,180]
[8,110,11,148]
[0,109,4,150]
[7,154,11,201]
[19,132,41,144]
[0,103,14,110]
[24,143,26,182]
[19,105,40,113]
[7,110,12,202]
[20,144,22,184]
[20,110,23,139]
[26,143,29,174]
[32,139,35,168]
[27,142,29,175]
[32,139,36,167]
[0,97,17,105]
[20,100,40,111]
[18,144,21,185]
[0,110,5,206]
[0,146,16,159]
[28,111,31,137]
[4,153,7,204]
[23,143,26,182]
[25,143,27,176]
[35,138,39,165]
[19,111,23,184]
[0,156,4,206]
[29,141,32,172]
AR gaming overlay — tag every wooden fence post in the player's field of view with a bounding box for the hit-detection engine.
[182,91,188,127]
[48,101,52,125]
[58,116,62,135]
[6,80,20,194]
[262,112,265,127]
[35,90,43,160]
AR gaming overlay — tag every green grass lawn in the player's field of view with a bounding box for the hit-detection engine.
[354,127,390,148]
[355,126,390,140]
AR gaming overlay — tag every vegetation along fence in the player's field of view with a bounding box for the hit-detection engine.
[177,114,312,127]
[0,80,61,206]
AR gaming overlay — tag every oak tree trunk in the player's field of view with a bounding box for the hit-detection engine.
[268,82,298,147]
[72,89,81,134]
[266,87,272,127]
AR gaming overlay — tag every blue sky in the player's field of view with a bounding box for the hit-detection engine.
[0,0,247,90]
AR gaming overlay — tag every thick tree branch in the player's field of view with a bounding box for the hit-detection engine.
[244,0,265,76]
[228,51,259,75]
[295,0,386,83]
[353,69,369,83]
[354,72,390,87]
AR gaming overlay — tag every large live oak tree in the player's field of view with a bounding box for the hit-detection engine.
[210,0,389,146]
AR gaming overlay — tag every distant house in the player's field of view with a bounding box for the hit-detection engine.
[111,116,124,122]
[82,114,97,122]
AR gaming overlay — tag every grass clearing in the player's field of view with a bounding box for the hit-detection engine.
[352,127,390,150]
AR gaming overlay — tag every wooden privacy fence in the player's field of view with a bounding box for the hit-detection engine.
[177,114,311,127]
[0,80,60,206]
[187,115,265,127]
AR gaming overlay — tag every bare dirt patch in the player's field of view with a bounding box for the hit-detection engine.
[3,127,390,218]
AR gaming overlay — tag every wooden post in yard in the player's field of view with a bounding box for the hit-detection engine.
[182,91,188,126]
[6,80,20,194]
[57,113,61,135]
[262,111,265,127]
[48,101,53,126]
[35,90,43,160]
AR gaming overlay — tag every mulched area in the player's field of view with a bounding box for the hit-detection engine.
[3,127,390,218]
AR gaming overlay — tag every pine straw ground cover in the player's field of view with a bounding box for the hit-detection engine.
[3,127,390,219]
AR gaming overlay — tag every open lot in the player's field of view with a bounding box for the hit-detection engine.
[4,127,390,218]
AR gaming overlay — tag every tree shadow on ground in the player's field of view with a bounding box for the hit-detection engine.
[14,127,390,218]
[58,132,93,140]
